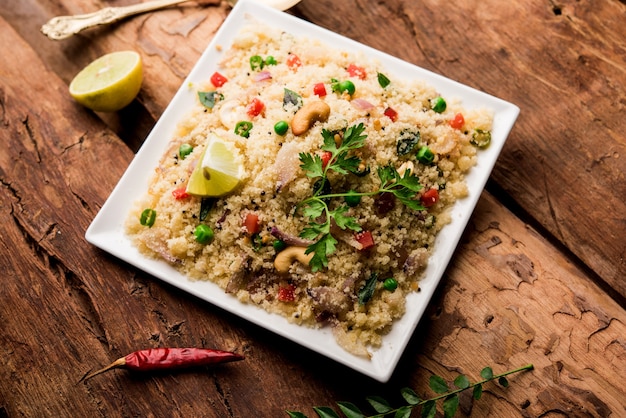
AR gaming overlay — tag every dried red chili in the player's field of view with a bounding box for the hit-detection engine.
[83,347,244,381]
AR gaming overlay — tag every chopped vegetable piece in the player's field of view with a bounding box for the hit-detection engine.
[358,272,378,305]
[249,55,264,70]
[450,112,465,129]
[274,120,289,135]
[471,129,492,148]
[82,347,244,380]
[283,88,303,110]
[194,224,214,244]
[198,91,223,109]
[396,130,420,156]
[277,284,296,302]
[199,197,215,221]
[420,188,439,207]
[313,82,327,97]
[354,230,375,250]
[375,192,395,215]
[431,96,446,113]
[140,208,156,227]
[346,63,367,79]
[246,97,265,118]
[377,72,391,88]
[178,143,193,159]
[234,121,253,138]
[172,187,189,200]
[272,239,287,252]
[384,107,398,122]
[243,213,261,235]
[286,54,302,70]
[383,278,398,291]
[265,56,277,66]
[344,190,361,207]
[334,80,355,95]
[210,72,228,88]
[320,151,332,170]
[416,146,435,164]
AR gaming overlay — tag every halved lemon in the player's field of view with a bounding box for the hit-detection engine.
[69,50,143,112]
[186,134,244,197]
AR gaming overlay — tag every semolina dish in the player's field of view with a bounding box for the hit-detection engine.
[126,22,493,357]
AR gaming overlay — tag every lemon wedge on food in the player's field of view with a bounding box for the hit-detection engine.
[186,135,244,197]
[69,51,143,112]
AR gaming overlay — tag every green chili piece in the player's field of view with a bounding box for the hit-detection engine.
[234,121,253,138]
[274,120,289,135]
[471,129,492,148]
[272,240,287,252]
[194,224,214,244]
[178,143,193,160]
[416,146,435,164]
[140,209,156,227]
[250,55,264,71]
[431,96,447,113]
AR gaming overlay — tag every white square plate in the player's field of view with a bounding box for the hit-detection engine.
[86,0,519,382]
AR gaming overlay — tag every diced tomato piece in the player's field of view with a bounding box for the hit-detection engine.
[354,230,375,250]
[243,212,261,235]
[313,82,327,97]
[450,112,465,130]
[384,107,398,122]
[420,188,439,207]
[346,63,367,80]
[246,97,265,118]
[286,54,302,70]
[320,151,332,169]
[172,187,189,200]
[277,284,296,302]
[210,71,228,88]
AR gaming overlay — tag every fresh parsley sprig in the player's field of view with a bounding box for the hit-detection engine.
[297,123,425,272]
[286,364,534,418]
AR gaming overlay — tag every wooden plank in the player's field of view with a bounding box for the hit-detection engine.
[1,3,625,417]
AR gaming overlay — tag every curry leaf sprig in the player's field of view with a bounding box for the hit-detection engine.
[297,123,424,272]
[286,364,533,418]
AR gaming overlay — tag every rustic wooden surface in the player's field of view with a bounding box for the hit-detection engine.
[1,0,625,416]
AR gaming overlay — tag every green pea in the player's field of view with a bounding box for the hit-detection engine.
[265,55,277,66]
[344,190,361,207]
[383,278,398,292]
[140,208,156,227]
[178,143,193,159]
[274,120,289,135]
[272,239,287,252]
[416,146,435,164]
[431,96,446,113]
[194,224,214,244]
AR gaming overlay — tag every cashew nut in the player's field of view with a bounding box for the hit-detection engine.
[274,246,313,273]
[397,161,415,177]
[290,101,331,136]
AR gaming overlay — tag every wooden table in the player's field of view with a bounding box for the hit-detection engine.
[1,0,625,416]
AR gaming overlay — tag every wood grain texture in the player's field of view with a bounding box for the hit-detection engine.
[0,0,625,416]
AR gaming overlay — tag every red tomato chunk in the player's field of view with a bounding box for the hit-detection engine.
[277,284,296,302]
[450,112,465,129]
[172,187,189,200]
[346,63,367,79]
[320,151,332,169]
[246,98,265,118]
[354,230,375,250]
[210,72,228,88]
[420,188,439,207]
[313,82,327,97]
[384,107,398,122]
[243,213,261,235]
[286,54,302,70]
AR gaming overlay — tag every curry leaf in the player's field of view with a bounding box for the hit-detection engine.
[365,396,392,413]
[337,402,364,418]
[429,375,449,394]
[442,394,459,418]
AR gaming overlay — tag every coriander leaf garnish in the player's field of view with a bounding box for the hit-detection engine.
[297,123,426,271]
